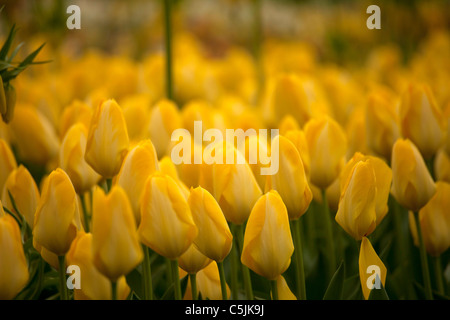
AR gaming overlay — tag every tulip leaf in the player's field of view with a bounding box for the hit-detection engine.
[368,275,389,300]
[323,260,345,300]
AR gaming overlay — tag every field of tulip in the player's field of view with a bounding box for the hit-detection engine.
[0,0,449,302]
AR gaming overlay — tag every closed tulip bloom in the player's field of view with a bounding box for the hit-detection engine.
[284,129,311,178]
[195,261,230,300]
[365,92,400,160]
[0,139,17,194]
[116,140,159,224]
[0,205,29,300]
[33,168,83,256]
[60,123,101,194]
[266,135,312,220]
[304,116,347,190]
[85,99,129,178]
[59,100,93,140]
[335,161,378,240]
[408,182,450,257]
[434,148,450,183]
[2,165,40,228]
[399,83,445,159]
[199,141,262,225]
[9,105,59,166]
[391,139,436,212]
[66,231,130,300]
[148,99,182,159]
[339,152,392,226]
[138,172,198,260]
[178,244,212,274]
[241,190,294,280]
[91,186,143,281]
[188,186,233,262]
[359,237,387,300]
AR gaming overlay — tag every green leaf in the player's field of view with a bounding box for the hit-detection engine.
[0,24,17,60]
[17,42,45,68]
[323,260,345,300]
[368,275,389,300]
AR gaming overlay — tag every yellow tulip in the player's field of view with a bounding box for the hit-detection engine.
[408,182,450,257]
[304,116,347,190]
[284,129,311,179]
[120,94,152,143]
[339,152,392,228]
[33,168,83,256]
[195,261,230,300]
[178,244,212,275]
[59,100,93,140]
[91,186,143,281]
[359,237,387,300]
[0,205,29,300]
[0,138,17,199]
[365,92,400,160]
[199,141,262,225]
[335,161,377,240]
[66,231,130,300]
[116,140,159,224]
[2,165,40,228]
[241,190,294,280]
[278,115,300,136]
[148,99,182,159]
[434,148,450,183]
[9,105,59,166]
[60,123,101,194]
[188,186,233,262]
[244,134,271,191]
[85,99,129,178]
[399,83,445,159]
[138,172,197,260]
[391,139,436,212]
[265,135,312,220]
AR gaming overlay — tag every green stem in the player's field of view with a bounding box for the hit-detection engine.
[322,190,336,280]
[142,245,153,300]
[432,256,445,295]
[111,280,118,300]
[163,0,174,101]
[189,273,198,300]
[291,218,306,300]
[171,259,182,300]
[413,211,433,300]
[230,233,239,299]
[58,255,68,300]
[80,193,90,232]
[270,279,278,300]
[235,223,254,300]
[217,261,228,300]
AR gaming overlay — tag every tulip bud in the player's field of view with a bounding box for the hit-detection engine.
[66,231,130,300]
[365,92,400,160]
[9,105,59,166]
[121,94,152,143]
[178,244,212,274]
[241,190,294,280]
[335,161,377,240]
[408,182,450,257]
[391,139,436,212]
[2,165,40,228]
[116,140,159,224]
[304,116,347,190]
[148,99,182,159]
[85,99,129,178]
[91,186,143,281]
[138,172,197,260]
[434,148,450,183]
[399,83,445,159]
[359,237,387,300]
[284,129,311,179]
[278,115,300,136]
[199,141,262,225]
[0,138,17,195]
[59,100,93,140]
[0,205,29,299]
[188,186,233,262]
[33,168,83,256]
[60,123,101,194]
[266,135,312,220]
[195,261,230,300]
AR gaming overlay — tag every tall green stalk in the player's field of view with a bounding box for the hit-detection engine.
[217,261,228,300]
[189,273,198,300]
[234,223,254,300]
[170,259,182,300]
[142,245,153,300]
[322,190,336,280]
[413,211,433,300]
[58,255,68,300]
[290,218,306,300]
